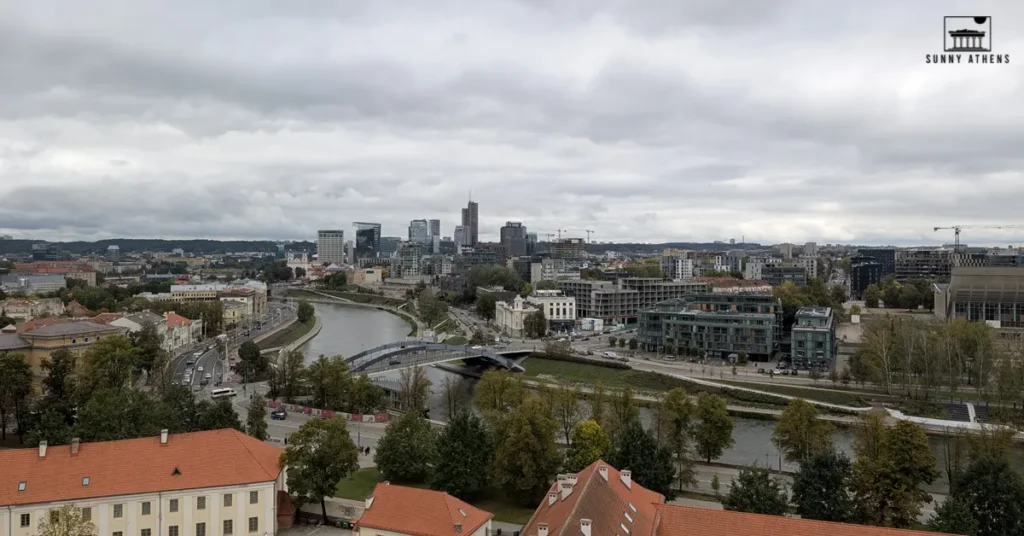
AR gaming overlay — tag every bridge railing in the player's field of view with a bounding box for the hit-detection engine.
[347,342,525,373]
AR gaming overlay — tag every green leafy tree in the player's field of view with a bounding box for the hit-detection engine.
[931,457,1024,536]
[590,381,608,428]
[608,336,617,347]
[473,370,525,427]
[296,300,315,323]
[27,407,74,447]
[864,284,881,308]
[523,310,547,338]
[491,395,562,505]
[0,353,33,442]
[607,388,639,439]
[771,399,834,464]
[129,321,165,373]
[468,329,490,345]
[81,335,139,396]
[75,388,162,441]
[564,419,612,472]
[281,417,360,523]
[628,338,638,350]
[608,418,676,499]
[246,394,269,440]
[417,291,450,326]
[662,388,697,491]
[158,385,201,433]
[474,294,498,320]
[553,381,582,446]
[722,466,789,515]
[431,411,493,500]
[277,349,307,403]
[306,355,351,410]
[375,411,438,483]
[196,398,243,431]
[693,392,735,463]
[929,496,979,536]
[38,504,97,536]
[235,341,268,381]
[347,374,385,413]
[791,450,853,522]
[851,415,938,528]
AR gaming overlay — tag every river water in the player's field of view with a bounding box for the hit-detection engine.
[303,302,1024,494]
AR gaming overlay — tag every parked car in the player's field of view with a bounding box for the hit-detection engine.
[271,409,287,420]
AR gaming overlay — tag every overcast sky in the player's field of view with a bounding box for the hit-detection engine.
[2,1,1023,247]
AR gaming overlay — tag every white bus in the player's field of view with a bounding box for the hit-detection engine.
[210,388,237,399]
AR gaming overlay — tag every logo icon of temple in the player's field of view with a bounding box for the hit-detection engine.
[944,16,992,52]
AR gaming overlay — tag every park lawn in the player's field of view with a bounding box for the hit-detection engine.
[715,379,877,407]
[255,318,315,350]
[335,468,536,524]
[443,336,468,345]
[522,356,695,393]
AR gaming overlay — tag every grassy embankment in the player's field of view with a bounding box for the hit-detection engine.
[255,317,316,350]
[335,467,535,524]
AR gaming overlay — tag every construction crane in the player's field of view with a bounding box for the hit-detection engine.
[933,225,1024,253]
[565,228,596,243]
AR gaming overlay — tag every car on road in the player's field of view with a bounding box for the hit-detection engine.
[185,359,195,366]
[388,358,401,365]
[197,366,204,372]
[204,373,212,380]
[271,409,287,420]
[772,369,782,375]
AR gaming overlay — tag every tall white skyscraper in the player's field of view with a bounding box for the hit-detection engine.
[317,230,345,264]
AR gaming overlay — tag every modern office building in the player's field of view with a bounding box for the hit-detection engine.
[777,243,796,259]
[791,306,837,369]
[353,222,382,259]
[106,245,120,262]
[526,232,538,255]
[857,248,896,277]
[661,249,695,280]
[379,236,402,257]
[850,255,882,299]
[395,243,424,278]
[761,264,808,286]
[408,219,430,245]
[316,230,346,264]
[895,248,952,280]
[637,293,783,359]
[794,255,818,279]
[803,242,818,257]
[461,200,479,247]
[429,219,441,238]
[550,238,586,259]
[500,221,528,257]
[453,226,465,251]
[934,267,1024,333]
[557,278,708,325]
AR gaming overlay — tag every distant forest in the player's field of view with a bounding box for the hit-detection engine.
[0,239,316,256]
[0,238,765,257]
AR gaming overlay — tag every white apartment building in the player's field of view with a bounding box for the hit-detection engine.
[0,429,287,536]
[795,255,819,279]
[494,296,539,338]
[525,290,576,329]
[660,256,694,280]
[317,230,346,265]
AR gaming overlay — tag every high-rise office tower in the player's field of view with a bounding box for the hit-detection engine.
[408,219,430,244]
[317,230,345,264]
[454,225,465,251]
[429,219,441,238]
[461,200,479,247]
[500,221,528,257]
[353,222,382,259]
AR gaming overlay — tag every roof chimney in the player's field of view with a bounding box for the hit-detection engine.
[560,481,573,500]
[566,473,578,486]
[365,496,374,510]
[598,465,609,481]
[38,441,48,458]
[454,522,462,534]
[620,470,632,489]
[70,438,80,455]
[160,429,169,445]
[547,492,557,506]
[580,519,592,536]
[538,523,549,536]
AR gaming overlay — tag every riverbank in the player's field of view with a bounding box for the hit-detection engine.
[289,289,420,336]
[256,316,319,351]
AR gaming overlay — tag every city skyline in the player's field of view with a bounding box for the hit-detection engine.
[2,2,1024,245]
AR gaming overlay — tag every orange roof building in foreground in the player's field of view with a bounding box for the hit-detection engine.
[356,483,493,536]
[521,460,954,536]
[0,429,287,536]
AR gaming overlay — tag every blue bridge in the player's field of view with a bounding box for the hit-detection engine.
[344,341,530,374]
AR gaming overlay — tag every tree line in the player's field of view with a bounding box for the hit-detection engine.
[260,349,387,415]
[864,277,937,311]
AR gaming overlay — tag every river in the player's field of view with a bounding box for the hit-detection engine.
[303,302,1024,494]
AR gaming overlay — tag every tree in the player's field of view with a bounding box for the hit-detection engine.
[608,418,676,499]
[417,291,450,326]
[929,496,979,536]
[347,374,385,414]
[628,338,638,351]
[473,370,524,425]
[196,398,243,431]
[662,388,697,492]
[474,294,498,320]
[76,388,163,442]
[791,450,853,522]
[864,284,881,308]
[235,341,268,381]
[590,381,608,428]
[37,505,97,536]
[851,415,938,528]
[564,419,612,472]
[276,350,307,403]
[468,329,489,346]
[81,335,139,396]
[0,353,33,442]
[491,395,562,505]
[523,310,547,338]
[306,355,351,410]
[440,376,471,419]
[771,399,834,464]
[296,300,315,323]
[607,388,639,439]
[693,392,734,463]
[245,394,269,440]
[431,411,493,499]
[375,411,438,483]
[608,336,617,348]
[397,366,432,413]
[553,381,582,446]
[722,466,789,515]
[931,456,1024,536]
[294,266,307,278]
[158,385,201,433]
[129,321,165,372]
[282,418,360,520]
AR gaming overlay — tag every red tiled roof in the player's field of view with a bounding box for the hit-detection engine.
[67,301,91,316]
[652,505,956,536]
[18,317,72,333]
[89,312,124,325]
[0,429,283,507]
[165,312,191,328]
[356,483,492,536]
[522,461,664,536]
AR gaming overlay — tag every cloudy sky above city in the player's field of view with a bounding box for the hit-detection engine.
[1,0,1023,246]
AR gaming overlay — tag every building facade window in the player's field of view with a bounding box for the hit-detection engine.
[113,532,122,536]
[248,517,259,532]
[113,504,123,518]
[196,522,206,536]
[197,496,206,510]
[169,499,179,513]
[249,491,258,504]
[169,526,179,536]
[142,502,151,515]
[81,508,92,521]
[224,494,233,507]
[223,520,234,535]
[142,530,151,536]
[20,514,30,527]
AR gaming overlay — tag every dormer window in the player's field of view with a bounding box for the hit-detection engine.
[18,481,26,491]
